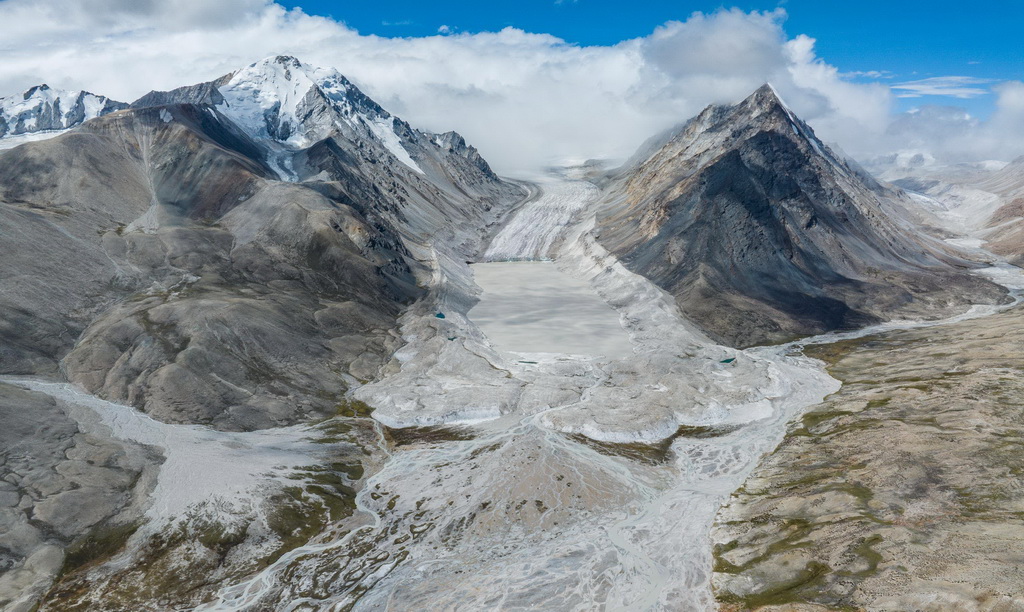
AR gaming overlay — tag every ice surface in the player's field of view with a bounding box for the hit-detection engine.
[470,261,633,358]
[483,177,594,261]
[0,130,65,150]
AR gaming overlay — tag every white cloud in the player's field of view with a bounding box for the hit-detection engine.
[0,0,1017,171]
[892,76,994,99]
[873,81,1024,164]
[840,70,894,79]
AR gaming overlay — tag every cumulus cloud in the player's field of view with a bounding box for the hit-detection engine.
[0,0,1017,171]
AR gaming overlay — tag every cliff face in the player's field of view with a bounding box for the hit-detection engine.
[596,85,1006,347]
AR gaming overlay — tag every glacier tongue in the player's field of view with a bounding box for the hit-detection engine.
[199,175,843,611]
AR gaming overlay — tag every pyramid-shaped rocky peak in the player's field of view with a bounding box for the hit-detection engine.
[596,83,1006,347]
[632,82,838,186]
[743,83,787,110]
[717,84,821,149]
[733,83,815,136]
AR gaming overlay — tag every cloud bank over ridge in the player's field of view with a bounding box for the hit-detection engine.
[0,0,1020,172]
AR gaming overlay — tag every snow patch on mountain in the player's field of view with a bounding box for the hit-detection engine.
[364,115,424,174]
[216,56,343,147]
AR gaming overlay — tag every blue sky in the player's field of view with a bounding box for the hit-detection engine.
[280,0,1024,118]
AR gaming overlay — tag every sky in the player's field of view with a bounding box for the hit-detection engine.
[0,0,1021,172]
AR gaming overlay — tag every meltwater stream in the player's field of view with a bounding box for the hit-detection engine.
[195,178,1024,611]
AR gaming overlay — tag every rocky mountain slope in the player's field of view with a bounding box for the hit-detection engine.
[978,157,1024,265]
[595,85,1006,347]
[0,84,126,139]
[0,56,524,611]
[0,56,525,430]
[878,154,1024,266]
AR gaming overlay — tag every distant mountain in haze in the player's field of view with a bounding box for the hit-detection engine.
[0,84,126,138]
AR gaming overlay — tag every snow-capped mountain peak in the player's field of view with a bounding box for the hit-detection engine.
[0,84,126,139]
[214,55,425,173]
[218,56,378,143]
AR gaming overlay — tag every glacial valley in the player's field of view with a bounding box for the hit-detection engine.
[1,56,1023,612]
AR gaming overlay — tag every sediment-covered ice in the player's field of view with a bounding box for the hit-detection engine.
[470,260,633,359]
[196,177,844,610]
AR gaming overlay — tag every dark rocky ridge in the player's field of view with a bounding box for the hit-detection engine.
[596,84,1007,347]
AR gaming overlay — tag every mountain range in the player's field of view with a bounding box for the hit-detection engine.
[0,84,126,139]
[0,56,1019,611]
